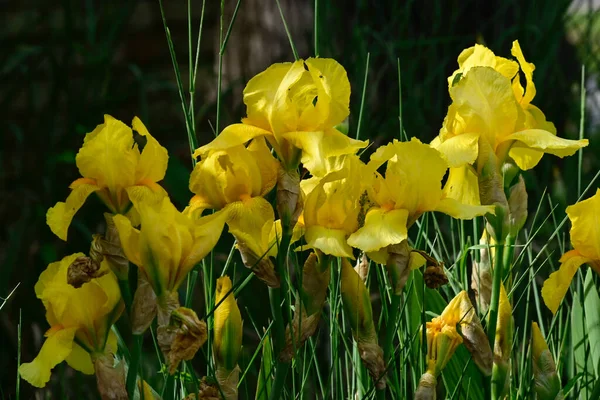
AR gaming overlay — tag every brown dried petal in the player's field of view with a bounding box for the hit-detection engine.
[354,253,369,283]
[185,377,222,400]
[94,354,127,400]
[276,168,301,229]
[237,242,280,288]
[131,273,158,334]
[414,371,437,400]
[386,241,411,295]
[424,264,448,289]
[280,310,321,362]
[67,256,107,288]
[357,339,386,390]
[158,304,208,374]
[215,365,240,400]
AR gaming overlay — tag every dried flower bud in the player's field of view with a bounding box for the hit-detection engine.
[67,254,107,288]
[131,272,158,334]
[507,175,528,236]
[185,377,221,400]
[412,250,448,289]
[100,213,130,280]
[340,258,386,389]
[237,242,280,288]
[532,323,563,400]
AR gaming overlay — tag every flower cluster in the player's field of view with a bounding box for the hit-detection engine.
[19,40,594,399]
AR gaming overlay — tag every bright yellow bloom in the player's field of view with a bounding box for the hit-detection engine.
[434,41,587,183]
[542,189,600,314]
[188,138,279,261]
[19,253,123,388]
[114,197,227,299]
[347,138,493,260]
[302,155,366,258]
[193,58,367,175]
[214,276,243,371]
[47,115,169,240]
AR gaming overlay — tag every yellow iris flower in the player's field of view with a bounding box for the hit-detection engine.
[188,138,279,262]
[114,196,227,299]
[47,115,169,240]
[542,189,600,314]
[347,138,493,261]
[433,42,587,205]
[302,155,366,258]
[19,253,124,388]
[193,58,366,175]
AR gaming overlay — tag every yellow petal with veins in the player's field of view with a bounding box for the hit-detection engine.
[347,208,408,252]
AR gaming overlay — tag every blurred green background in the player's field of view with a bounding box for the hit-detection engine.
[2,0,599,398]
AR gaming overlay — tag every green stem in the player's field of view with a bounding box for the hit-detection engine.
[268,218,293,400]
[381,292,402,396]
[487,239,505,400]
[502,235,516,290]
[126,334,143,398]
[118,278,133,315]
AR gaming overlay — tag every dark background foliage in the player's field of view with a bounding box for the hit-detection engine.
[1,0,598,397]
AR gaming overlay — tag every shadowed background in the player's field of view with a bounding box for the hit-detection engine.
[1,0,599,398]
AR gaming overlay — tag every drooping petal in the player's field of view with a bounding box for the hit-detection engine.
[247,137,280,196]
[541,250,592,314]
[305,225,354,258]
[65,343,94,375]
[442,165,481,206]
[19,327,78,388]
[435,197,495,219]
[46,179,100,241]
[502,129,588,166]
[347,208,409,252]
[566,189,600,260]
[132,117,169,183]
[193,124,272,158]
[225,197,275,261]
[433,132,479,168]
[507,142,544,170]
[282,128,367,177]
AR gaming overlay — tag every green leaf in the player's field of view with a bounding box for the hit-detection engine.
[584,269,600,377]
[571,290,592,397]
[256,334,273,400]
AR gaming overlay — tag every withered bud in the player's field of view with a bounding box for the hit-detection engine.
[67,255,107,288]
[340,258,386,389]
[93,353,127,400]
[276,168,301,230]
[185,377,221,400]
[454,293,493,376]
[158,305,208,374]
[100,213,130,280]
[236,242,280,288]
[386,241,411,295]
[281,253,330,361]
[131,272,158,334]
[471,232,494,313]
[414,371,437,400]
[412,250,448,289]
[354,253,370,283]
[507,175,528,237]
